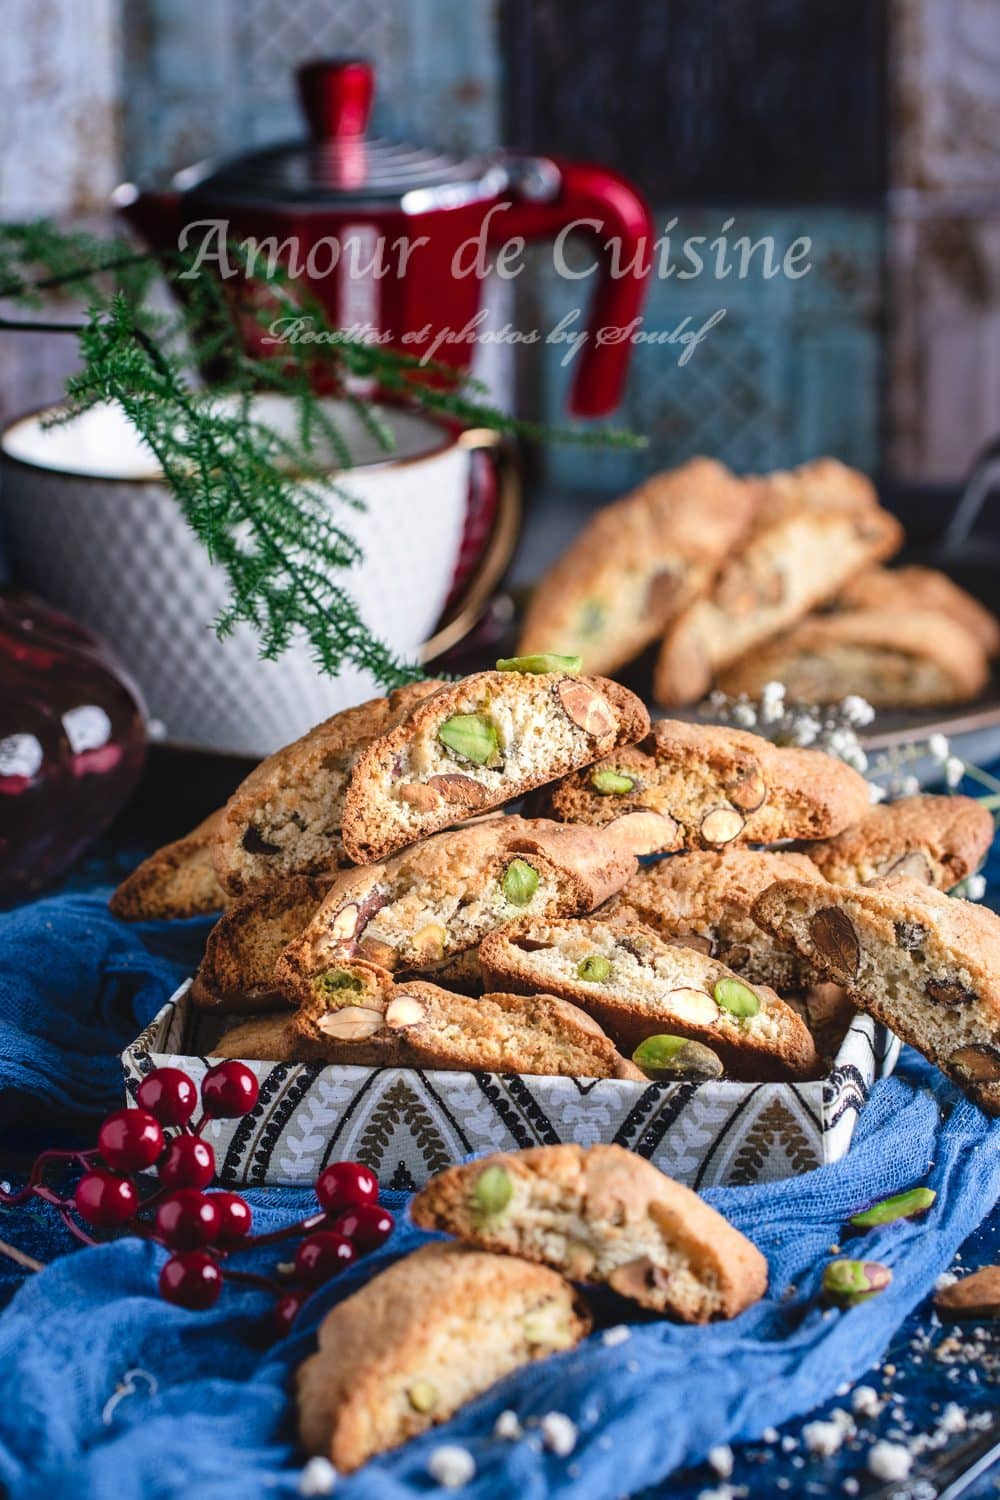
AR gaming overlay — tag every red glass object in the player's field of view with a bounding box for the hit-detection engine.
[315,1161,378,1215]
[159,1135,215,1191]
[273,1290,307,1337]
[200,1060,260,1119]
[160,1250,223,1310]
[97,1108,165,1173]
[213,1192,253,1245]
[329,1202,394,1254]
[74,1168,139,1227]
[155,1189,222,1250]
[0,593,146,905]
[295,1230,357,1286]
[136,1068,198,1126]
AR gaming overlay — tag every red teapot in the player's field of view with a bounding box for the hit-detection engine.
[114,58,652,417]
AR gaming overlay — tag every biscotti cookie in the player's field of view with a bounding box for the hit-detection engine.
[479,917,819,1079]
[837,565,1000,657]
[411,1144,768,1321]
[291,968,643,1079]
[276,815,636,1003]
[213,1013,305,1061]
[191,876,331,1012]
[211,680,442,895]
[110,810,231,921]
[805,795,994,891]
[517,458,756,676]
[537,718,871,855]
[340,666,650,864]
[297,1243,591,1472]
[605,849,826,991]
[751,873,1000,1114]
[718,609,989,708]
[653,458,903,705]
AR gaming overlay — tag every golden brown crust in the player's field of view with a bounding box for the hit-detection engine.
[804,795,994,891]
[297,1244,591,1472]
[109,810,231,921]
[212,1013,307,1061]
[411,1144,768,1321]
[340,670,650,864]
[211,681,442,895]
[190,876,332,1013]
[653,460,903,705]
[517,457,757,675]
[837,566,1000,657]
[537,719,871,855]
[717,609,989,707]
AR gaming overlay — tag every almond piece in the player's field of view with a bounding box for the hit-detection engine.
[607,809,680,855]
[933,1265,1000,1319]
[699,807,746,845]
[397,782,439,811]
[667,987,720,1025]
[809,907,860,980]
[948,1043,1000,1082]
[556,680,617,738]
[426,773,489,806]
[385,995,426,1029]
[884,851,933,883]
[672,932,716,957]
[726,766,766,813]
[925,978,977,1006]
[357,936,398,969]
[330,903,360,942]
[412,922,447,961]
[317,1006,384,1040]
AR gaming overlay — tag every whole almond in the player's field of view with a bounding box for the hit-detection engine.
[317,1006,384,1040]
[933,1265,1000,1319]
[556,680,617,739]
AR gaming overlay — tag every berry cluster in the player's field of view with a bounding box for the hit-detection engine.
[0,1063,393,1333]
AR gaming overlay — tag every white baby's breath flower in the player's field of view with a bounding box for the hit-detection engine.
[427,1445,476,1488]
[840,695,875,727]
[758,681,786,723]
[731,702,757,729]
[789,714,820,747]
[540,1412,578,1457]
[945,757,965,789]
[895,775,921,798]
[299,1457,337,1496]
[494,1410,523,1440]
[956,873,987,901]
[928,734,950,763]
[869,781,888,803]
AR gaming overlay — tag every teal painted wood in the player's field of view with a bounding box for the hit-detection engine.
[526,208,884,486]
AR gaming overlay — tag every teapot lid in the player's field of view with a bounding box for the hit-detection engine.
[175,58,510,211]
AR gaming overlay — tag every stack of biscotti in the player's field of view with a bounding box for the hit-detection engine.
[518,455,997,709]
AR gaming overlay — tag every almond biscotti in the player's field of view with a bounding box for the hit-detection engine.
[479,917,819,1079]
[340,666,650,864]
[276,815,636,1003]
[297,1243,591,1472]
[751,873,1000,1114]
[110,810,231,921]
[211,680,442,895]
[212,1013,304,1061]
[536,719,871,855]
[606,849,826,991]
[517,458,756,676]
[190,876,331,1012]
[411,1144,768,1321]
[837,565,1000,657]
[289,965,642,1079]
[804,795,994,891]
[653,458,903,705]
[717,609,989,707]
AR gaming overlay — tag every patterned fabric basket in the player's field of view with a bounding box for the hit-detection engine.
[122,983,900,1192]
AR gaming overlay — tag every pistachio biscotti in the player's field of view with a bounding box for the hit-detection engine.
[110,809,231,921]
[837,565,1000,657]
[804,795,993,891]
[411,1144,768,1321]
[717,609,989,708]
[536,718,871,855]
[190,876,330,1012]
[339,667,650,864]
[516,457,756,676]
[653,458,903,705]
[297,1243,591,1472]
[751,873,1000,1114]
[276,815,636,1001]
[479,917,819,1079]
[211,681,441,895]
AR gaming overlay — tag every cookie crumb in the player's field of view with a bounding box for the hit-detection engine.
[427,1445,476,1489]
[298,1457,337,1496]
[708,1444,734,1478]
[867,1442,912,1482]
[541,1412,578,1457]
[494,1410,522,1441]
[602,1324,632,1348]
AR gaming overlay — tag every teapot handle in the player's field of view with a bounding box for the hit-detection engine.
[491,158,653,418]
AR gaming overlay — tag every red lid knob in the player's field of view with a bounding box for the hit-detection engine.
[297,58,374,141]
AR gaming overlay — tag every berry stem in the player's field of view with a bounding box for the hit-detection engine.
[221,1266,283,1294]
[241,1211,327,1248]
[0,1236,45,1273]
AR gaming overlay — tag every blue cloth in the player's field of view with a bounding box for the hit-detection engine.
[0,892,998,1500]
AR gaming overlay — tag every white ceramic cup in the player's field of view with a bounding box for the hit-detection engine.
[1,397,478,757]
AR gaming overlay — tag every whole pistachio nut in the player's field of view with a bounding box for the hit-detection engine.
[502,858,540,907]
[632,1034,724,1081]
[848,1187,936,1231]
[591,768,635,795]
[437,712,502,767]
[495,653,582,675]
[713,976,761,1018]
[577,954,612,983]
[472,1163,513,1221]
[822,1258,892,1307]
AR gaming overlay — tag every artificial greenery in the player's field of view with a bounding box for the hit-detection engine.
[0,220,641,686]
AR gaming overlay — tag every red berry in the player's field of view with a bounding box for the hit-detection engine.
[329,1202,394,1253]
[74,1168,139,1227]
[155,1189,222,1250]
[214,1192,252,1245]
[200,1061,259,1119]
[97,1108,164,1173]
[295,1231,357,1286]
[273,1290,306,1337]
[159,1250,222,1310]
[315,1162,378,1215]
[136,1068,198,1126]
[159,1135,215,1191]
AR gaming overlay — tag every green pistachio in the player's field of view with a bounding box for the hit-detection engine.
[522,1303,575,1349]
[472,1164,513,1221]
[713,976,761,1018]
[315,968,364,997]
[848,1187,936,1231]
[407,1380,438,1413]
[822,1259,893,1307]
[495,653,582,675]
[502,858,539,907]
[591,768,635,795]
[437,712,502,767]
[577,954,612,983]
[631,1035,724,1081]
